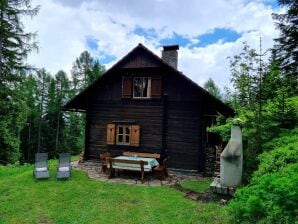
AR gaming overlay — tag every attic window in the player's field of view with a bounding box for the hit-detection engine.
[133,77,151,98]
[122,75,161,99]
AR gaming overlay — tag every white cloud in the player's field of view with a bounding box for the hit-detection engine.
[179,30,277,90]
[23,0,281,89]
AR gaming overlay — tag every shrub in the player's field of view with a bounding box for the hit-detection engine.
[229,163,298,223]
[263,128,298,152]
[255,142,298,177]
[229,128,298,223]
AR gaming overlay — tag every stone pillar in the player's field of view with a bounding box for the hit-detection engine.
[220,125,243,186]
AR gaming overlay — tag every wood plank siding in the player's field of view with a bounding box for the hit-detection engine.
[64,44,234,172]
[82,70,205,171]
[85,101,163,160]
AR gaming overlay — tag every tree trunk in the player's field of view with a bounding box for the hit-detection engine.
[37,76,45,152]
[55,110,61,156]
[27,115,31,161]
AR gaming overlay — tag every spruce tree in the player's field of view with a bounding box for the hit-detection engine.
[71,51,94,91]
[36,69,51,153]
[20,74,39,162]
[0,0,39,164]
[67,51,105,155]
[54,70,70,155]
[272,0,298,95]
[203,78,222,100]
[71,51,105,92]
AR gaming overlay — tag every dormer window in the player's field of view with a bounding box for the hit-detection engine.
[133,77,151,98]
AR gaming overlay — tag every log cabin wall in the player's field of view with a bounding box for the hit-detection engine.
[64,44,234,172]
[86,101,164,159]
[85,69,164,160]
[163,72,203,171]
[83,64,205,171]
[166,101,202,171]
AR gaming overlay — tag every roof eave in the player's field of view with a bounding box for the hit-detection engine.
[63,43,234,116]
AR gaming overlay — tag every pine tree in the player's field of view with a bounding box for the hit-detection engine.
[211,40,297,182]
[0,0,39,76]
[203,78,222,100]
[54,70,70,155]
[20,70,71,161]
[87,60,105,85]
[44,76,57,157]
[20,74,39,162]
[35,69,51,153]
[71,51,93,92]
[67,51,105,155]
[71,51,105,93]
[272,0,298,95]
[0,0,39,164]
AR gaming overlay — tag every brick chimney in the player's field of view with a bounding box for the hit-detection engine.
[162,45,179,69]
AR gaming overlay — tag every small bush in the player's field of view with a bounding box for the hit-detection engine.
[255,142,298,177]
[229,128,298,223]
[263,128,298,151]
[229,163,298,223]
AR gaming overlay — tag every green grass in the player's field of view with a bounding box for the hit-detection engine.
[180,178,212,193]
[0,163,231,224]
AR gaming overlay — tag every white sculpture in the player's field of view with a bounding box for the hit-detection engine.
[220,124,243,187]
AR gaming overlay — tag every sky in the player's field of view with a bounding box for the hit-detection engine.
[23,0,282,89]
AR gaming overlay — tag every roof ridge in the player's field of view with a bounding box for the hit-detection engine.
[63,44,234,115]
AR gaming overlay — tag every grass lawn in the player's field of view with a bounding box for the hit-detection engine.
[180,179,212,193]
[0,161,231,224]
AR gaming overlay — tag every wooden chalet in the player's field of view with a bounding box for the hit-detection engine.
[64,44,234,173]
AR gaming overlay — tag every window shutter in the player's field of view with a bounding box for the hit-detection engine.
[151,76,162,98]
[122,76,132,98]
[106,124,115,145]
[130,125,140,147]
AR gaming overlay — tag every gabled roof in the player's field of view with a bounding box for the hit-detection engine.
[64,43,234,116]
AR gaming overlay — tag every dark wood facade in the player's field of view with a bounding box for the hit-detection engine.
[64,44,234,172]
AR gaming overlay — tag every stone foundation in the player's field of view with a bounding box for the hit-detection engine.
[205,146,215,176]
[72,160,206,186]
[210,177,235,196]
[214,145,222,176]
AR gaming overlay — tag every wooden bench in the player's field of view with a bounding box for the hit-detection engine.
[107,158,149,183]
[99,152,111,173]
[123,151,161,159]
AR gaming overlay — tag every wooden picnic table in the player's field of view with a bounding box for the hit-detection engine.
[107,156,159,183]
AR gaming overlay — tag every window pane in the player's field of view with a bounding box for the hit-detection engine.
[118,127,123,134]
[125,127,130,134]
[125,135,130,143]
[118,135,123,143]
[142,77,148,97]
[133,77,142,97]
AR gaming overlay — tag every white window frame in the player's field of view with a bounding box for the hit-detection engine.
[116,125,131,145]
[133,77,151,99]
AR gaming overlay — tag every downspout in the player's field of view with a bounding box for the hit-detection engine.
[161,93,168,159]
[83,111,88,160]
[198,98,205,172]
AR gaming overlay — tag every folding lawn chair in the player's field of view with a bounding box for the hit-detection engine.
[56,153,71,179]
[34,153,50,179]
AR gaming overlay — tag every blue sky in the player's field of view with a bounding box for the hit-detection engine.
[25,0,281,89]
[160,28,241,48]
[88,27,243,63]
[86,36,116,64]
